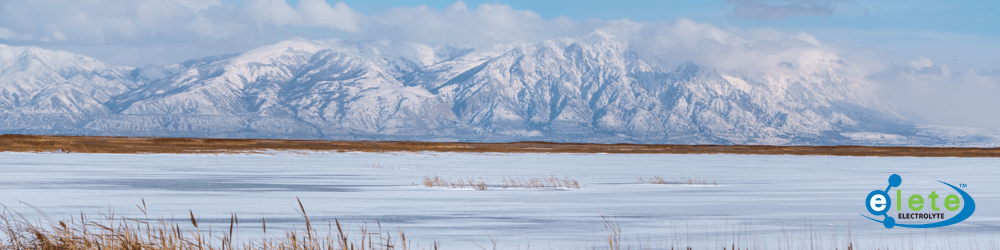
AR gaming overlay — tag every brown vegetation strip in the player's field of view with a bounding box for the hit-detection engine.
[2,134,1000,157]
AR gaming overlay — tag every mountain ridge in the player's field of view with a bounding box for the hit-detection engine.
[1,37,997,147]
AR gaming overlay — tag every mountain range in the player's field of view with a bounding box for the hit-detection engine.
[1,34,998,146]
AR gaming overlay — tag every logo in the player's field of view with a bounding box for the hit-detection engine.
[861,174,975,228]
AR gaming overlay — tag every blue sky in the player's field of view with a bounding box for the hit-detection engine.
[330,0,999,36]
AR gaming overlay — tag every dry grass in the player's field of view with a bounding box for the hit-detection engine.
[1,201,993,250]
[364,162,421,170]
[636,175,720,186]
[498,175,580,189]
[421,175,489,191]
[2,134,999,157]
[0,199,424,250]
[421,174,580,190]
[601,214,622,250]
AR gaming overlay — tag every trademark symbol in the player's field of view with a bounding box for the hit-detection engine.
[960,183,967,188]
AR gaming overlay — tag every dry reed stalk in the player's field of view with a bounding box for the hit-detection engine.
[422,174,580,190]
[422,174,489,190]
[601,214,621,250]
[365,162,389,170]
[636,175,720,186]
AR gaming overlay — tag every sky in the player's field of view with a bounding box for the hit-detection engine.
[0,0,998,130]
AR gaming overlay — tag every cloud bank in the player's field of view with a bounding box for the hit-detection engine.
[869,57,1000,130]
[0,0,876,75]
[0,0,857,74]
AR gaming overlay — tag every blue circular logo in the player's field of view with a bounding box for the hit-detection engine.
[866,190,891,215]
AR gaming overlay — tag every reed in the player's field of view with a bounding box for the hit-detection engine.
[365,162,421,170]
[422,174,489,190]
[0,198,415,250]
[2,200,993,250]
[636,175,719,186]
[421,174,580,190]
[498,175,580,189]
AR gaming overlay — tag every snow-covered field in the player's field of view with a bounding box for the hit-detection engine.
[1,151,997,249]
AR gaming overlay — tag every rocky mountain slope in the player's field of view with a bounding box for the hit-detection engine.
[0,44,144,132]
[0,37,996,146]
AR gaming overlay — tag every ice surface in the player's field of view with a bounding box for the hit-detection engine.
[1,151,997,249]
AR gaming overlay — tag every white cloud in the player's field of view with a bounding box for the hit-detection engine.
[908,56,933,70]
[446,1,467,11]
[171,0,222,12]
[356,1,584,47]
[793,32,821,47]
[297,0,360,32]
[51,31,67,41]
[0,27,14,40]
[598,18,847,76]
[244,0,360,32]
[244,0,303,28]
[0,0,227,44]
[0,27,32,41]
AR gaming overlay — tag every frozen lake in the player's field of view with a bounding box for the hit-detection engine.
[1,151,998,249]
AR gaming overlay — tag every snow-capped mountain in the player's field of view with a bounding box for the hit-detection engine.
[407,33,912,145]
[87,38,466,138]
[0,37,996,146]
[0,44,146,132]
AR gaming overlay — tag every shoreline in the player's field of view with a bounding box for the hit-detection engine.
[2,134,1000,157]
